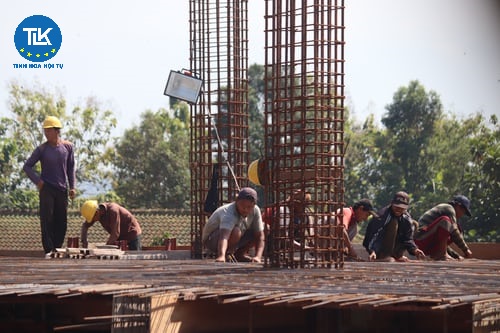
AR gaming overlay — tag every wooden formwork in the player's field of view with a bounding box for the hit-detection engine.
[112,293,180,333]
[0,256,498,332]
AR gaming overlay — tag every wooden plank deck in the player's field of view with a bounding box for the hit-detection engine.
[0,255,498,332]
[1,256,498,307]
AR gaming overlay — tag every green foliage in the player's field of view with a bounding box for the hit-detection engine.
[1,82,65,202]
[1,74,498,243]
[72,191,124,211]
[381,80,444,199]
[0,81,117,209]
[64,97,117,188]
[346,81,499,242]
[112,108,190,209]
[460,114,500,242]
[344,113,382,204]
[0,83,59,210]
[3,188,38,212]
[150,231,173,246]
[248,63,265,161]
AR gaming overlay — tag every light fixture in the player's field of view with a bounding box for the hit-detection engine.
[163,69,203,104]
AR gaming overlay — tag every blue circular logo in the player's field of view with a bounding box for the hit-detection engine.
[14,15,62,63]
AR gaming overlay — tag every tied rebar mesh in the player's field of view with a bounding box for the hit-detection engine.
[263,0,346,268]
[189,0,249,258]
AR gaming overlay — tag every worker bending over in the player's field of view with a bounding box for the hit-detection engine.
[338,199,377,260]
[80,200,142,250]
[202,187,265,263]
[414,195,473,260]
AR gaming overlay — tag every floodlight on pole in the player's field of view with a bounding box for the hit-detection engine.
[163,69,203,104]
[163,68,240,190]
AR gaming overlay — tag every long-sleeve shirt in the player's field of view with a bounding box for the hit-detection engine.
[418,203,459,227]
[23,141,76,192]
[81,203,142,246]
[363,205,418,256]
[416,203,469,255]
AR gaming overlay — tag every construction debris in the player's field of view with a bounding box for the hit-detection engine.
[45,247,169,260]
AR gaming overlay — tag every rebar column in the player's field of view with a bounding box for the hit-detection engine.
[189,0,249,258]
[264,0,346,268]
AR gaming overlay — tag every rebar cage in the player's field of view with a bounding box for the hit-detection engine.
[189,0,346,268]
[263,0,346,268]
[189,0,250,258]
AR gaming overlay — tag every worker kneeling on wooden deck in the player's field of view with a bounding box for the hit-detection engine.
[80,200,142,250]
[338,198,378,260]
[363,191,426,262]
[414,195,473,260]
[202,187,265,263]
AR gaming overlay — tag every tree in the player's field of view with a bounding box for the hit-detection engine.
[64,97,117,188]
[112,108,190,209]
[345,79,498,241]
[0,81,117,210]
[381,80,443,199]
[248,63,265,161]
[461,114,499,241]
[344,112,382,204]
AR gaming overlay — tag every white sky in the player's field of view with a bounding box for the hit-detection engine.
[0,0,499,135]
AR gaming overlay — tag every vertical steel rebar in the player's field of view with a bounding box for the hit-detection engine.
[189,0,249,258]
[189,0,345,266]
[264,0,346,268]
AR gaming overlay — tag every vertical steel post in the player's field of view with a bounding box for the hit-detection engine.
[264,0,345,268]
[189,0,249,258]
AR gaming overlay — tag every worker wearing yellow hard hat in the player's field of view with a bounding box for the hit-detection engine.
[42,116,63,129]
[80,200,143,250]
[81,200,99,222]
[23,116,76,257]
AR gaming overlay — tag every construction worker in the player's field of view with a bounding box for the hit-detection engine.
[338,199,378,260]
[261,189,313,251]
[80,200,142,250]
[202,187,265,263]
[414,195,473,260]
[363,191,426,262]
[23,116,76,256]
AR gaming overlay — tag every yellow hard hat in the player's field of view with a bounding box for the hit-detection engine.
[43,116,62,129]
[81,200,98,223]
[248,159,261,185]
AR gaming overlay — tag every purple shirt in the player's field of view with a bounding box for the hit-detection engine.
[23,140,76,192]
